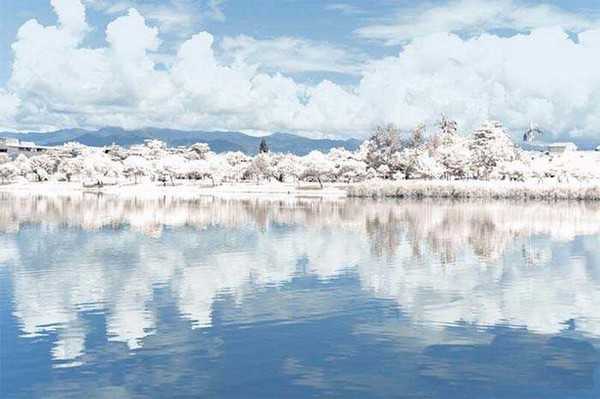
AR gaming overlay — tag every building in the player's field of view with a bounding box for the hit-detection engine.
[547,142,577,154]
[0,137,50,157]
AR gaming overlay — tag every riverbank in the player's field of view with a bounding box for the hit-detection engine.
[0,181,347,199]
[347,179,600,201]
[3,179,600,201]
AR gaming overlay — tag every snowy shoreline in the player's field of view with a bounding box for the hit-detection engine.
[0,181,348,200]
[347,179,600,201]
[3,179,600,201]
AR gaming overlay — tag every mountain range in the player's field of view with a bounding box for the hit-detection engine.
[0,127,363,156]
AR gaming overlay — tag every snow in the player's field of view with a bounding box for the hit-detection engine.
[0,180,347,200]
[1,118,599,201]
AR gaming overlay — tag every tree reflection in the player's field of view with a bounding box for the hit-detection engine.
[2,193,600,368]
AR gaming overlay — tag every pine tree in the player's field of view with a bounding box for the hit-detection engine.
[258,138,269,154]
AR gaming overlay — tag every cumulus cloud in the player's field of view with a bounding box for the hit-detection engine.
[220,35,366,75]
[2,0,600,140]
[0,89,21,129]
[357,28,600,136]
[356,0,599,45]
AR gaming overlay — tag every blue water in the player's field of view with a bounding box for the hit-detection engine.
[1,194,599,398]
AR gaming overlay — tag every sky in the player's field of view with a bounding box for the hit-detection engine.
[0,0,599,140]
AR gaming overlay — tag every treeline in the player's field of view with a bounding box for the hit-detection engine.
[0,117,597,186]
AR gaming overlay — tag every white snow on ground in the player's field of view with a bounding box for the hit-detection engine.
[0,181,347,199]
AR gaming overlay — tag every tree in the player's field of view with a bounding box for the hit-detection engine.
[469,121,521,180]
[0,162,17,184]
[155,155,187,186]
[13,154,33,179]
[258,138,269,154]
[301,151,334,188]
[523,121,543,143]
[58,157,84,182]
[83,152,123,186]
[186,143,211,160]
[361,124,403,172]
[225,151,252,182]
[436,137,472,179]
[187,159,211,182]
[29,155,58,181]
[409,123,426,148]
[273,154,302,183]
[123,156,150,184]
[393,147,423,179]
[328,148,367,183]
[248,153,273,183]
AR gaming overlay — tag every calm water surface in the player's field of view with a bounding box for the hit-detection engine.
[1,193,600,398]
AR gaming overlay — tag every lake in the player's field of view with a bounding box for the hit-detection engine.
[1,193,600,398]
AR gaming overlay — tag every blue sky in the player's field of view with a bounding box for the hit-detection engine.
[1,0,600,139]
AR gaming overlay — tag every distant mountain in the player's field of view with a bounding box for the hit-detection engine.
[0,127,363,156]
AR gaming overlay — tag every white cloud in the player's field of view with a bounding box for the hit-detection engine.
[356,28,600,136]
[2,0,600,141]
[325,3,365,15]
[0,89,21,129]
[356,0,599,45]
[220,35,366,75]
[84,0,221,36]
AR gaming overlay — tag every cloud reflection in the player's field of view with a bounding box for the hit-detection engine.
[2,193,600,368]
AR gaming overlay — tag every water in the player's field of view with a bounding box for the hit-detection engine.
[1,193,600,398]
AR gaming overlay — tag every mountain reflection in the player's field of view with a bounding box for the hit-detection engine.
[1,192,600,370]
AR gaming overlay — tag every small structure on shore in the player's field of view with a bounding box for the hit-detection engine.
[547,142,577,154]
[0,137,50,157]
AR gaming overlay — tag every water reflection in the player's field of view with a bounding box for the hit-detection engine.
[1,193,600,398]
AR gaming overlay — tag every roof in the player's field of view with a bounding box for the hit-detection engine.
[547,142,577,148]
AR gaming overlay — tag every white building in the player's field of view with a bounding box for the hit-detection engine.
[0,137,50,157]
[547,142,577,154]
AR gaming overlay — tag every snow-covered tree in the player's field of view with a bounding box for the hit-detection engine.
[225,151,252,182]
[207,155,231,186]
[185,143,211,160]
[392,147,425,179]
[13,154,33,179]
[123,156,151,184]
[83,152,123,186]
[155,155,187,186]
[469,121,521,180]
[247,153,274,183]
[0,162,17,184]
[361,124,404,172]
[58,157,84,182]
[412,153,446,179]
[187,159,211,182]
[28,155,58,181]
[301,151,334,188]
[270,153,301,183]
